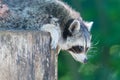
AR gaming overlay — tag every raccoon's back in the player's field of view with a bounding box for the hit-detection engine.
[0,0,54,29]
[0,0,80,30]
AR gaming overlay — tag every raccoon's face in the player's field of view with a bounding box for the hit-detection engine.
[62,19,93,63]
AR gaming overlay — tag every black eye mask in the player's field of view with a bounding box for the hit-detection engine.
[68,46,89,53]
[68,46,84,53]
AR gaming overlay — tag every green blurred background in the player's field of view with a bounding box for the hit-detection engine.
[58,0,120,80]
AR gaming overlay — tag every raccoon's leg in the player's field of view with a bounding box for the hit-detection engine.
[41,24,61,50]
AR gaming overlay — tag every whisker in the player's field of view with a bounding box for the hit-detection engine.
[92,47,97,50]
[91,40,100,46]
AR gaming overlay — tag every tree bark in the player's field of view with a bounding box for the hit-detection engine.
[0,30,57,80]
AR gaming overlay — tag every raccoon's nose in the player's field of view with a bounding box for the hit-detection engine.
[83,58,88,63]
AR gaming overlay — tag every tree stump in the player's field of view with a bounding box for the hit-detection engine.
[0,30,57,80]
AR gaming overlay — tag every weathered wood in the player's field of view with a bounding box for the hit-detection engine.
[0,30,57,80]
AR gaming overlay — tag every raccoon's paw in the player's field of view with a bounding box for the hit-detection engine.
[51,37,58,49]
[50,28,59,49]
[41,24,60,50]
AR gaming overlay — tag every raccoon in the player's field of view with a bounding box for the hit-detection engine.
[0,0,93,63]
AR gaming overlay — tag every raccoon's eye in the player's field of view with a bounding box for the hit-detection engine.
[79,46,84,53]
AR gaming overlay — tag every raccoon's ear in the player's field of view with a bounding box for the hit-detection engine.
[84,21,93,31]
[68,20,80,32]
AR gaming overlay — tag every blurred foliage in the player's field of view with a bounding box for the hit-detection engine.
[58,0,120,80]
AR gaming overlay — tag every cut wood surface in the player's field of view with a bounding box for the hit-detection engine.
[0,30,57,80]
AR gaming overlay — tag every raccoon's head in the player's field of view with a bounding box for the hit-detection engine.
[62,19,93,63]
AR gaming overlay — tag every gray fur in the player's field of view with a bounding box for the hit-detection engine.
[0,0,93,63]
[0,0,81,30]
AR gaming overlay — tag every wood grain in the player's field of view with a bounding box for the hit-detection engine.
[0,30,57,80]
